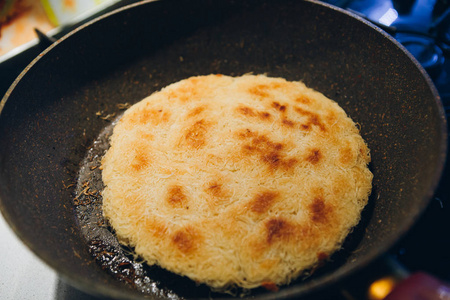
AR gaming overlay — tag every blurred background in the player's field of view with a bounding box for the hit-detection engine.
[0,0,127,57]
[0,0,139,97]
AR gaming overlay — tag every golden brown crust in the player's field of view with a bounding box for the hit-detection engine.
[101,74,373,290]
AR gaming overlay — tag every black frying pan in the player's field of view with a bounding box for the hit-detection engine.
[0,0,447,299]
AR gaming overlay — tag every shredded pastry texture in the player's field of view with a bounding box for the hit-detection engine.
[101,74,373,291]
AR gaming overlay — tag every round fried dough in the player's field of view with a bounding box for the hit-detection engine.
[101,74,372,290]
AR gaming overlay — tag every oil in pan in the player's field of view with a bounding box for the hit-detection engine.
[73,115,252,299]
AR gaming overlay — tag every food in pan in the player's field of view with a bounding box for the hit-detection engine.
[101,74,373,291]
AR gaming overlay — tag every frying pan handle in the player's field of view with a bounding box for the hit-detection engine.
[34,28,57,50]
[340,255,450,300]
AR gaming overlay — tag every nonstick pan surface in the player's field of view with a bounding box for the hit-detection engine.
[0,0,447,299]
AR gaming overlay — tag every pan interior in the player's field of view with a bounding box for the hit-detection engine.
[0,0,446,299]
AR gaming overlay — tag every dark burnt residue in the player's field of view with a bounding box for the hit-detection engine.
[74,119,182,298]
[88,239,139,287]
[73,118,234,299]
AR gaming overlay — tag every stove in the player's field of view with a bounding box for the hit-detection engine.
[321,0,450,278]
[328,0,450,112]
[0,1,449,299]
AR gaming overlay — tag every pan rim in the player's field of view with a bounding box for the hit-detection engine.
[0,0,447,299]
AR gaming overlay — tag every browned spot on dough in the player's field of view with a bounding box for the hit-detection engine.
[172,227,200,254]
[295,95,311,104]
[139,131,154,141]
[236,128,256,140]
[236,105,272,121]
[129,108,171,126]
[259,111,272,120]
[325,110,338,125]
[266,217,295,244]
[272,101,287,112]
[285,158,299,168]
[251,134,283,151]
[340,146,354,166]
[294,106,326,131]
[309,197,332,223]
[294,106,310,115]
[204,179,232,209]
[205,181,225,198]
[237,105,256,116]
[187,106,206,117]
[249,81,287,98]
[262,152,281,165]
[250,191,279,214]
[131,144,150,171]
[270,82,283,89]
[240,131,298,172]
[168,79,206,102]
[281,118,295,127]
[249,84,270,98]
[145,218,168,239]
[306,148,322,164]
[183,119,210,149]
[262,152,292,170]
[188,77,199,84]
[309,115,326,131]
[167,185,188,208]
[132,154,149,171]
